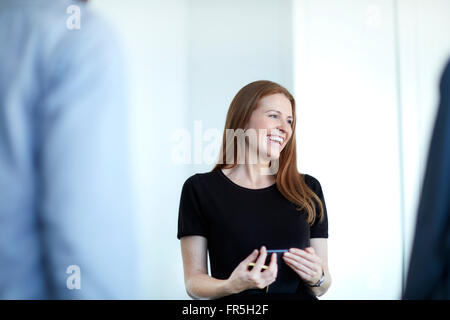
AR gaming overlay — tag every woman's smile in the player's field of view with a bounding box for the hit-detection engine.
[266,134,285,147]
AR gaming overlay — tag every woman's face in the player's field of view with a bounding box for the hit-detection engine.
[244,93,293,161]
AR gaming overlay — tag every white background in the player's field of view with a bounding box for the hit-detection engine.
[92,0,450,299]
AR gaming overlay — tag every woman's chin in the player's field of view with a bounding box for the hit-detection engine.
[265,143,282,158]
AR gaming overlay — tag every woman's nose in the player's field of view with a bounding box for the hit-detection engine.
[277,123,290,136]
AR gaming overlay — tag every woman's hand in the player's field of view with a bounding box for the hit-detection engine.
[282,247,323,286]
[226,246,278,294]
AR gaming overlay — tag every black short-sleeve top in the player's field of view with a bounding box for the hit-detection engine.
[177,169,328,300]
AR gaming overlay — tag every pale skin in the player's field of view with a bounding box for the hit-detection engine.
[180,93,331,299]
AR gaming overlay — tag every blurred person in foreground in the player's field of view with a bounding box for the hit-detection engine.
[403,59,450,299]
[0,0,138,299]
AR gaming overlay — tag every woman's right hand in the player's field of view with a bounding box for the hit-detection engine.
[226,246,278,294]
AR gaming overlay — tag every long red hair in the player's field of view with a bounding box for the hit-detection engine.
[212,80,324,225]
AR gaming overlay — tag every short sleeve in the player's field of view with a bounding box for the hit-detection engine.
[305,174,329,239]
[177,175,208,239]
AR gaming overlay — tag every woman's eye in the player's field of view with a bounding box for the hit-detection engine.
[270,114,292,125]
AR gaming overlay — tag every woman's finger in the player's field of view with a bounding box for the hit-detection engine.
[251,246,267,273]
[265,253,278,279]
[268,252,277,269]
[289,248,320,264]
[283,255,315,273]
[283,252,316,271]
[283,256,315,276]
[241,249,259,267]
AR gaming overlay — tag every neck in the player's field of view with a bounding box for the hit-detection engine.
[226,146,275,187]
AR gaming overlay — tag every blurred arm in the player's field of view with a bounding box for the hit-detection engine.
[37,11,138,299]
[403,61,450,299]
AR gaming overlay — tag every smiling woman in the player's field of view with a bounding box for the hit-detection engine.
[217,80,325,224]
[177,80,330,300]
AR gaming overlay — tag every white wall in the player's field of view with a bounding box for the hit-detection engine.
[294,0,450,299]
[294,0,403,299]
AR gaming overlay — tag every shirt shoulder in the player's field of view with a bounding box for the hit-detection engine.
[189,170,221,185]
[303,173,322,193]
[181,170,220,193]
[178,172,220,239]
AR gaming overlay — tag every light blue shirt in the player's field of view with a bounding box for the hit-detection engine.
[0,0,138,299]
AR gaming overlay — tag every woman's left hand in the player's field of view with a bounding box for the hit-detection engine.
[282,247,323,286]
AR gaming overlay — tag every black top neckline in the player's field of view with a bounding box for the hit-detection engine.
[217,168,277,192]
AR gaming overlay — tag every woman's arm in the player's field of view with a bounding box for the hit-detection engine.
[308,238,331,297]
[181,235,232,299]
[180,236,278,299]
